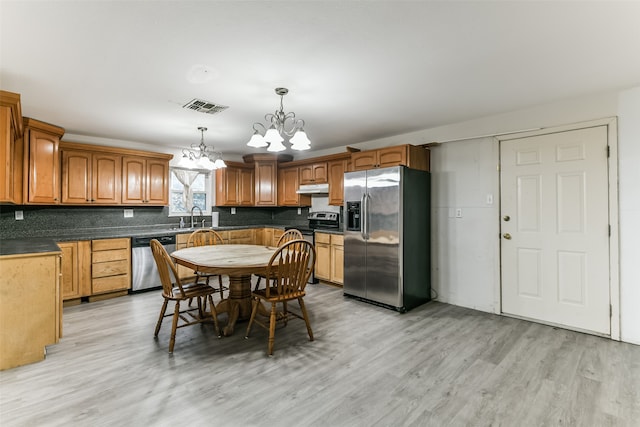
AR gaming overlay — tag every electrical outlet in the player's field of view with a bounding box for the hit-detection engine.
[124,209,134,218]
[455,208,463,218]
[15,210,24,220]
[298,208,302,215]
[486,194,494,205]
[231,207,236,215]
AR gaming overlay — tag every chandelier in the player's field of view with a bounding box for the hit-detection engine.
[247,87,311,152]
[178,127,226,170]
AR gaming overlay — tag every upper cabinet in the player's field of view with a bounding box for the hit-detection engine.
[278,166,311,207]
[23,118,65,204]
[299,161,327,184]
[122,156,170,205]
[215,162,254,207]
[0,91,24,204]
[61,147,121,205]
[351,144,430,172]
[253,156,278,206]
[328,158,348,206]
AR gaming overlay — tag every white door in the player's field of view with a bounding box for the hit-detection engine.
[500,126,610,335]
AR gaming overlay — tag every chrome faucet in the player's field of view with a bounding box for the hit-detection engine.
[190,206,203,228]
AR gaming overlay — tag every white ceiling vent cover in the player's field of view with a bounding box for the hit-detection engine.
[183,99,229,115]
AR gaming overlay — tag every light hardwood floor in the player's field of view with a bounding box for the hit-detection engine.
[1,282,639,427]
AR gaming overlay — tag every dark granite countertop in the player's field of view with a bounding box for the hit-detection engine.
[0,238,62,256]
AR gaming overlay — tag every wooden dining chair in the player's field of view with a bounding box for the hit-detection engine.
[151,239,221,353]
[253,228,303,291]
[245,239,316,356]
[187,229,227,300]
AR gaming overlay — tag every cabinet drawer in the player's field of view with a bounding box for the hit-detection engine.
[92,259,129,278]
[315,233,331,244]
[92,248,129,263]
[92,238,129,251]
[228,229,254,239]
[92,274,130,294]
[330,234,344,246]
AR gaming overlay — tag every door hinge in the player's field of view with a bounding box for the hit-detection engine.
[610,304,613,318]
[609,224,611,236]
[607,146,610,157]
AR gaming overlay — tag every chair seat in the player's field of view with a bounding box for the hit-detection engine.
[253,287,306,302]
[167,283,220,300]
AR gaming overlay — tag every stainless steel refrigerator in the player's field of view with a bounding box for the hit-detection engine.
[343,166,430,312]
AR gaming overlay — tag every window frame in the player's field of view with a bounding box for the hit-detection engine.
[168,167,213,217]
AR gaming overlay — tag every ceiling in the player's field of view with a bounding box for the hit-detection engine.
[2,1,640,158]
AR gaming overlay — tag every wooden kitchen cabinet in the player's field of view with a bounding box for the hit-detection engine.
[315,232,343,285]
[90,238,131,298]
[299,162,327,184]
[216,162,254,206]
[122,156,170,205]
[0,91,24,204]
[253,156,278,206]
[0,249,61,370]
[278,166,311,207]
[328,158,348,206]
[57,240,92,304]
[61,149,121,204]
[23,118,65,204]
[225,229,256,244]
[351,144,430,172]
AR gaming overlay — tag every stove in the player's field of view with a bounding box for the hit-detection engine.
[285,211,340,284]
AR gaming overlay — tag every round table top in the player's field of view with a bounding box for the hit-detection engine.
[171,244,277,275]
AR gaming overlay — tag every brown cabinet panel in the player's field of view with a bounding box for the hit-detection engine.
[300,162,327,184]
[377,146,407,168]
[92,237,129,251]
[328,159,347,206]
[216,164,254,206]
[58,242,80,300]
[24,119,63,204]
[239,167,255,206]
[0,91,23,204]
[122,156,145,204]
[278,166,310,207]
[351,150,378,171]
[92,153,121,204]
[146,159,169,205]
[351,144,429,172]
[92,275,130,294]
[254,160,277,206]
[121,156,168,205]
[61,150,91,203]
[92,259,129,278]
[90,238,131,294]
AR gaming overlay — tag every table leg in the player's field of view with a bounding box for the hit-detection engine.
[217,274,252,336]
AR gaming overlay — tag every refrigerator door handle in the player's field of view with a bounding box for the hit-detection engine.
[361,193,367,240]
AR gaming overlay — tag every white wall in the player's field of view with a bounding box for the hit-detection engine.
[348,87,640,345]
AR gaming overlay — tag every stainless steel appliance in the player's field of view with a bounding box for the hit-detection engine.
[285,211,340,284]
[131,234,176,292]
[343,166,430,312]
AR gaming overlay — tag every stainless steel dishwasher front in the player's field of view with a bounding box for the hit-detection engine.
[131,235,176,292]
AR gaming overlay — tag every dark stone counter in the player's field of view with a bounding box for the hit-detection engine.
[0,238,62,256]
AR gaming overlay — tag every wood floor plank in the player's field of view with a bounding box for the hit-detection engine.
[1,282,639,426]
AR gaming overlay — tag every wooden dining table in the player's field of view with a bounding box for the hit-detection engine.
[171,244,277,336]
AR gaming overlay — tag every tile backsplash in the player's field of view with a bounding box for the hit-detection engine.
[0,205,310,239]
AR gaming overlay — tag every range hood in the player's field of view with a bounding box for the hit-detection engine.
[296,183,329,194]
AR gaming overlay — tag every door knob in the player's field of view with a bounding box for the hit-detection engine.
[503,215,510,221]
[503,233,512,240]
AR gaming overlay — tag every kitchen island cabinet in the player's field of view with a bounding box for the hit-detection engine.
[0,241,61,370]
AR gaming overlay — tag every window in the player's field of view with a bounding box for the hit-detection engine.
[169,168,212,216]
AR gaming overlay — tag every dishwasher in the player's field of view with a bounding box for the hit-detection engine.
[131,234,176,292]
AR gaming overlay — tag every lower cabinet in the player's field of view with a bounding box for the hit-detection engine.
[58,238,131,303]
[0,250,61,370]
[315,232,344,285]
[91,238,131,298]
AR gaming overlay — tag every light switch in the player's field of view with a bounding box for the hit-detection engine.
[455,208,463,218]
[486,194,494,205]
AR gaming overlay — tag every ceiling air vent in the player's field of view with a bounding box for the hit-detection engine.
[183,98,229,115]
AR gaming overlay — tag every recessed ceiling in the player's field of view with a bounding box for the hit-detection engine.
[1,1,639,157]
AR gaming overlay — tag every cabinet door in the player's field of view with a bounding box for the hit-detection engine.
[300,162,328,184]
[315,242,331,280]
[122,156,146,204]
[351,150,378,171]
[93,153,121,204]
[216,167,238,206]
[146,158,169,205]
[254,161,277,206]
[239,167,255,206]
[61,150,91,204]
[328,159,346,206]
[377,146,407,168]
[330,235,344,285]
[27,129,60,204]
[278,167,310,206]
[0,107,15,202]
[58,241,80,300]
